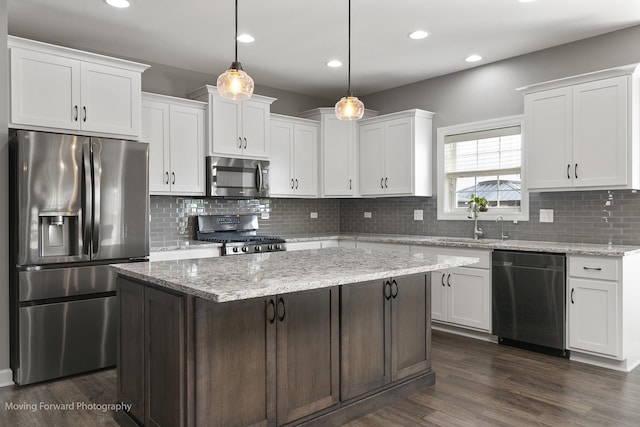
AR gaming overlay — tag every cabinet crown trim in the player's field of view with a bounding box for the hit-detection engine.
[142,92,207,108]
[360,108,435,123]
[517,63,639,95]
[299,107,379,119]
[186,84,277,104]
[8,35,149,73]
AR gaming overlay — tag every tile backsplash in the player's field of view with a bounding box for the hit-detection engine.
[149,196,339,247]
[150,190,640,248]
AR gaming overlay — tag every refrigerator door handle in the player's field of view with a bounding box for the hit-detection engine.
[91,141,101,257]
[82,142,93,256]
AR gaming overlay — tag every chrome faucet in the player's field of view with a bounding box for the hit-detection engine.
[467,201,483,240]
[496,215,509,241]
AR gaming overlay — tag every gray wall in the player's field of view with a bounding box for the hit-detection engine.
[338,25,640,245]
[141,62,332,116]
[0,0,9,382]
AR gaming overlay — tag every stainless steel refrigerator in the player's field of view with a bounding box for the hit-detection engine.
[9,130,149,385]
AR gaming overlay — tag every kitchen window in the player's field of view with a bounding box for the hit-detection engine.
[437,116,529,221]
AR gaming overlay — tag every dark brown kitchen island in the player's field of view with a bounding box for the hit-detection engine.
[112,247,478,426]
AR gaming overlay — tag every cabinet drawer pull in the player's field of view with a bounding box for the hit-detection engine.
[384,281,392,300]
[267,299,276,323]
[583,266,602,271]
[391,279,398,298]
[571,288,575,304]
[277,297,286,321]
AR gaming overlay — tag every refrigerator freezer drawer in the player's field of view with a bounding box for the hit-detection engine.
[17,296,117,385]
[19,265,116,302]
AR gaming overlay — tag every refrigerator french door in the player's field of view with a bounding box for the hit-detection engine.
[9,130,149,385]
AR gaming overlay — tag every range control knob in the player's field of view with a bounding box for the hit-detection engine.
[255,245,261,252]
[232,247,239,253]
[275,244,282,250]
[241,246,248,253]
[267,245,273,251]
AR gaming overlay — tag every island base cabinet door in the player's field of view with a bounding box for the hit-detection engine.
[194,298,276,427]
[144,287,187,427]
[117,278,145,424]
[276,288,339,425]
[391,274,431,381]
[340,280,391,400]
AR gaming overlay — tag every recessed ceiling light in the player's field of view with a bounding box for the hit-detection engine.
[465,54,483,63]
[408,30,430,40]
[326,59,343,68]
[104,0,130,8]
[237,34,255,43]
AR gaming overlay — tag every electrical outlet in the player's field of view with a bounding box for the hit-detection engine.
[364,212,372,219]
[414,209,423,221]
[261,212,270,220]
[310,212,318,219]
[539,209,554,223]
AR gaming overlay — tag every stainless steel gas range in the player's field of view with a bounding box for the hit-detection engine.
[196,214,286,256]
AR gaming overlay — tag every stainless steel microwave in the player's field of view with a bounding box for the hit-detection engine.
[206,156,270,198]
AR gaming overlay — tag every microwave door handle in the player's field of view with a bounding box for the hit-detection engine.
[91,141,101,257]
[82,142,92,256]
[256,163,263,192]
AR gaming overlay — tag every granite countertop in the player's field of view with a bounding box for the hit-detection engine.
[282,233,640,257]
[112,247,479,303]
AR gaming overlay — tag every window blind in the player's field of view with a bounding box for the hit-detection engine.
[444,126,521,175]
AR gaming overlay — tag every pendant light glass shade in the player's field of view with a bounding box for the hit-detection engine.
[335,94,364,120]
[335,0,364,120]
[217,61,254,100]
[217,0,254,100]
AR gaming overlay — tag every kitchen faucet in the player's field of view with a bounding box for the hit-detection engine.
[496,215,509,241]
[467,201,483,240]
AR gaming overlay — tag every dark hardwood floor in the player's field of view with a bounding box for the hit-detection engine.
[1,330,639,426]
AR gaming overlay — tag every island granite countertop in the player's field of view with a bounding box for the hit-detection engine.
[112,247,478,303]
[280,233,640,257]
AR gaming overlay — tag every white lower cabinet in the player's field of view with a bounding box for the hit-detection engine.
[413,246,491,332]
[567,254,640,371]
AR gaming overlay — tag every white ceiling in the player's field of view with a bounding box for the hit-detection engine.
[8,0,640,99]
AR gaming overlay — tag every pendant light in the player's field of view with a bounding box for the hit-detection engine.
[335,0,365,120]
[217,0,254,100]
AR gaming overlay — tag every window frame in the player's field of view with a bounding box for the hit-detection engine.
[436,115,529,221]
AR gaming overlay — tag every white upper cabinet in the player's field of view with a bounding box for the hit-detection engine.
[142,93,206,195]
[520,65,640,191]
[9,36,148,138]
[270,115,318,197]
[300,108,377,197]
[358,109,434,197]
[187,85,276,159]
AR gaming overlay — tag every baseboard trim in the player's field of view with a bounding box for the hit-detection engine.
[432,322,497,343]
[0,368,14,388]
[570,352,640,373]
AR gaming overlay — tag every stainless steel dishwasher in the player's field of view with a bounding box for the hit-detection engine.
[492,250,568,357]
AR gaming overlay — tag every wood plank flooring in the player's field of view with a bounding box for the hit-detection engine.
[1,330,639,426]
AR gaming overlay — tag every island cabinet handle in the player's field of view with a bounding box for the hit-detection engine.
[267,299,276,324]
[384,281,392,300]
[391,280,398,298]
[277,297,286,321]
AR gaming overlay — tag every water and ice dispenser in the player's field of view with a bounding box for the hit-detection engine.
[39,213,79,257]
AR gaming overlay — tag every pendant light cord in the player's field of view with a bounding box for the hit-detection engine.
[347,0,351,94]
[234,0,239,63]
